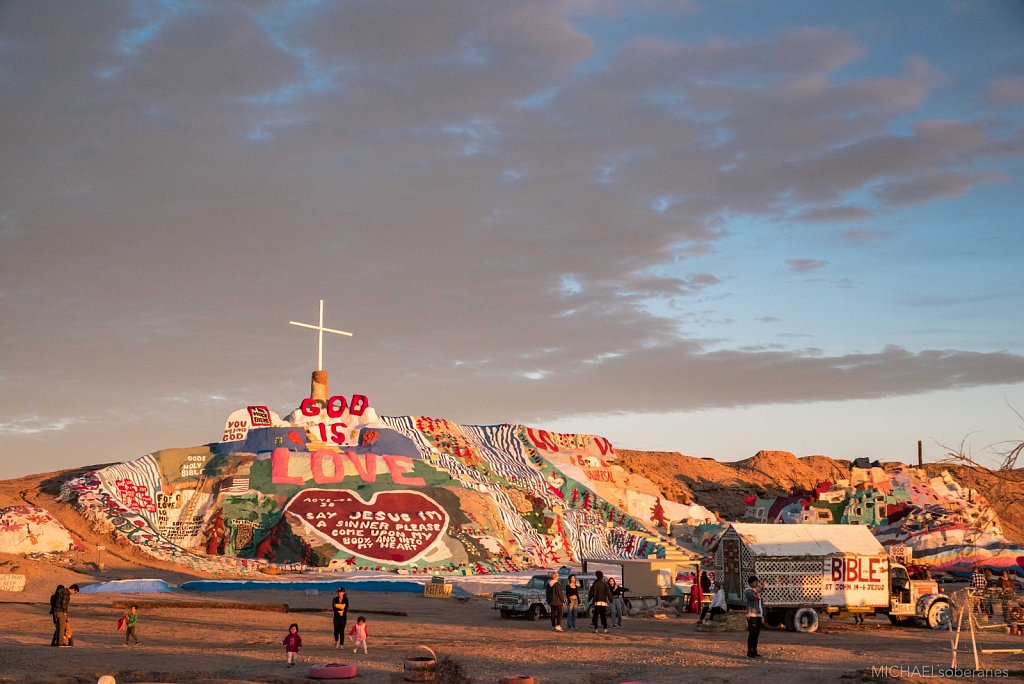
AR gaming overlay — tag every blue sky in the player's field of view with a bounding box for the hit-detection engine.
[1,0,1023,478]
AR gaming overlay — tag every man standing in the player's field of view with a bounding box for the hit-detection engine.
[332,586,350,648]
[545,572,565,632]
[588,570,612,634]
[50,583,79,646]
[744,576,763,659]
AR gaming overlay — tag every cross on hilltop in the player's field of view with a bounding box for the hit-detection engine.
[289,299,352,371]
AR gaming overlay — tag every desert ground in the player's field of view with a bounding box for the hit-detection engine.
[2,467,1023,683]
[3,570,1024,684]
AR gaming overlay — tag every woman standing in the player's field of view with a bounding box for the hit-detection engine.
[609,577,629,629]
[332,586,350,648]
[565,575,581,631]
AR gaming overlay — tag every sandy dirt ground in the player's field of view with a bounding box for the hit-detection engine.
[3,580,1023,684]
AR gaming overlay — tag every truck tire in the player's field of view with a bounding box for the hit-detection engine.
[926,601,950,630]
[526,604,542,621]
[888,615,910,626]
[793,606,820,633]
[786,606,819,633]
[500,609,512,619]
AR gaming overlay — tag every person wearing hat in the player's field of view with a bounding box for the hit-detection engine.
[332,586,350,648]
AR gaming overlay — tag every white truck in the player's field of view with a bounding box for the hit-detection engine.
[711,523,950,632]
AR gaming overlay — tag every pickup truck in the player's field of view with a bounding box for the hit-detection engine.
[492,573,598,620]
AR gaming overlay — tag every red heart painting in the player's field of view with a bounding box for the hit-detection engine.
[285,489,449,564]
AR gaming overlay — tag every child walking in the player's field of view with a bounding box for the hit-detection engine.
[348,616,368,654]
[283,623,302,667]
[124,605,141,645]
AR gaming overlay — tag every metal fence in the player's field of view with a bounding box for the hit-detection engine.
[947,587,1024,668]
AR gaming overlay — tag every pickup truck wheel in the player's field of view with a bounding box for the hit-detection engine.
[500,609,512,619]
[526,604,542,621]
[926,601,950,630]
[790,606,819,633]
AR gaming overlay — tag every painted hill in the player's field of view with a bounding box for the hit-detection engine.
[4,389,1021,580]
[55,395,706,575]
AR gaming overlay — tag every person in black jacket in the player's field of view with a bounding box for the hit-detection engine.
[544,572,565,632]
[332,586,350,648]
[588,571,612,633]
[49,584,78,646]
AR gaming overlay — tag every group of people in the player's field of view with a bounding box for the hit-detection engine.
[282,586,369,667]
[544,570,629,633]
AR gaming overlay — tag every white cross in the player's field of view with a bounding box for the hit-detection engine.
[289,299,353,371]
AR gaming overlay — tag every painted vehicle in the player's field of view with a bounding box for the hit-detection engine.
[492,573,598,620]
[711,523,950,633]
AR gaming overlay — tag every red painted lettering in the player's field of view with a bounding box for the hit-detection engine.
[349,394,368,416]
[326,395,349,418]
[594,437,612,455]
[383,454,426,486]
[846,558,860,582]
[345,452,378,483]
[271,447,304,485]
[310,449,346,484]
[301,398,321,417]
[528,428,559,452]
[831,557,843,582]
[868,558,880,583]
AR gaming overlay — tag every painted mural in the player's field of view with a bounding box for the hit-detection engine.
[0,506,80,555]
[715,465,1024,577]
[59,394,696,574]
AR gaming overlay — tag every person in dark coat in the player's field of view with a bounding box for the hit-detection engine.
[332,586,350,648]
[49,584,78,646]
[545,572,565,631]
[744,576,764,658]
[588,570,613,633]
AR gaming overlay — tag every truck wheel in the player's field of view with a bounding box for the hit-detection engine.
[500,609,512,619]
[789,606,819,633]
[526,604,542,621]
[888,615,910,626]
[926,601,950,630]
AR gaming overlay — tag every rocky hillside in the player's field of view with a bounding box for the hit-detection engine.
[617,449,1024,546]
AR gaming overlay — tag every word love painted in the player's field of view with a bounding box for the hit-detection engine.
[285,489,449,564]
[270,448,426,487]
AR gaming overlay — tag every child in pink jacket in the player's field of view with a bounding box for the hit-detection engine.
[283,623,302,667]
[348,616,368,654]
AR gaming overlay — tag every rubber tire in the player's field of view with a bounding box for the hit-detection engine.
[526,604,542,621]
[308,662,357,679]
[765,610,784,627]
[500,609,512,619]
[499,677,534,684]
[926,601,950,630]
[783,608,797,631]
[790,606,819,633]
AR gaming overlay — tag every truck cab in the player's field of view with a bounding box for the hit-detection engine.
[884,562,949,628]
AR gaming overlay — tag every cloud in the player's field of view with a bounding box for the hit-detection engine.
[787,259,827,273]
[842,229,893,244]
[986,77,1024,105]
